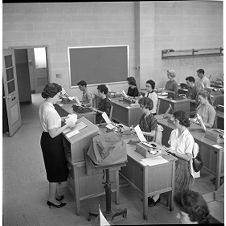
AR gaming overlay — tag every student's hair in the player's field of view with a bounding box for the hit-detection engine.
[197,69,204,74]
[41,83,62,99]
[146,80,155,89]
[138,97,153,111]
[185,76,195,83]
[173,110,190,127]
[77,80,87,87]
[167,70,176,78]
[198,90,211,104]
[127,76,137,86]
[97,84,108,94]
[174,190,210,224]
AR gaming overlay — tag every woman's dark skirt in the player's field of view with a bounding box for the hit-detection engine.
[175,158,193,193]
[40,132,68,183]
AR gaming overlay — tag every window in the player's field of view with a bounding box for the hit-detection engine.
[34,47,47,69]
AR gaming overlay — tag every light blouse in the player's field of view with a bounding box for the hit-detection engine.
[39,101,61,132]
[144,91,158,114]
[168,128,194,156]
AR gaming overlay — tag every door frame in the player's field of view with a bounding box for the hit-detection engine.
[9,45,50,96]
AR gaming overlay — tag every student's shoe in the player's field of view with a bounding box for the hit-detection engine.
[47,201,66,208]
[56,195,64,202]
[148,197,161,207]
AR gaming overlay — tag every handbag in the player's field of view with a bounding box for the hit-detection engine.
[192,145,203,172]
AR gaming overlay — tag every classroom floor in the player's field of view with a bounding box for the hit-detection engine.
[3,94,217,226]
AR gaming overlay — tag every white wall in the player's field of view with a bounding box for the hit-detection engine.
[3,2,136,97]
[139,1,223,89]
[3,2,223,94]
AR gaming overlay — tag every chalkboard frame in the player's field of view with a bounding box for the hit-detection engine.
[67,45,129,87]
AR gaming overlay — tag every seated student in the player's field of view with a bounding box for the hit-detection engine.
[138,97,161,206]
[127,76,139,97]
[77,80,93,107]
[96,84,111,124]
[185,76,200,102]
[196,69,210,90]
[143,80,158,115]
[165,70,178,99]
[195,90,216,130]
[174,190,210,224]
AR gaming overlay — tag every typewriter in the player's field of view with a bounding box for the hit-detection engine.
[72,104,93,114]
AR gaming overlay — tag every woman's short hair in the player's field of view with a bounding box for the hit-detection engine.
[167,70,176,78]
[146,80,155,89]
[127,76,137,86]
[174,190,209,224]
[185,76,195,83]
[173,110,190,127]
[77,80,87,87]
[138,97,153,110]
[198,90,212,103]
[41,83,62,99]
[97,84,108,94]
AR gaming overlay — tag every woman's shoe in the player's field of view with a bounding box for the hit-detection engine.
[148,197,161,207]
[153,197,161,206]
[47,201,66,208]
[56,195,64,202]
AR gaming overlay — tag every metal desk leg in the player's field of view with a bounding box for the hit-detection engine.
[115,170,119,204]
[143,166,148,220]
[216,150,222,190]
[73,166,80,215]
[169,161,175,211]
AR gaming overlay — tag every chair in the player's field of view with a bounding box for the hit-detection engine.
[86,155,127,222]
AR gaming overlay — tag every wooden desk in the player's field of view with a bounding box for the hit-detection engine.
[62,117,119,215]
[60,103,97,124]
[215,110,224,130]
[157,96,190,115]
[155,115,224,190]
[119,136,177,220]
[110,98,143,127]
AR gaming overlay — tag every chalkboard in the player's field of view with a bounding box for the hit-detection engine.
[68,45,128,86]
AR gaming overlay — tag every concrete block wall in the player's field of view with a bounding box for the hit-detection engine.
[139,1,223,89]
[3,2,135,97]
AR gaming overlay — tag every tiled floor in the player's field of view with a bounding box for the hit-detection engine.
[3,94,218,226]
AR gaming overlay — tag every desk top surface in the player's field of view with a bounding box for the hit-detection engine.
[158,96,191,103]
[155,115,224,151]
[110,97,140,109]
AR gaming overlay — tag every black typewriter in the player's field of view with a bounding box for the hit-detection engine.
[72,104,93,113]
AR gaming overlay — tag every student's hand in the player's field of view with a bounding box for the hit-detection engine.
[196,113,202,122]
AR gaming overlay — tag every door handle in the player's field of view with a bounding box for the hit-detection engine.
[3,95,12,99]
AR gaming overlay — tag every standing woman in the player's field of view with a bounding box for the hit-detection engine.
[39,83,75,208]
[167,110,194,192]
[127,76,139,97]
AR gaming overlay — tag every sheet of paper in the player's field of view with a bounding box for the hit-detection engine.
[102,112,112,124]
[121,90,128,98]
[106,124,115,130]
[140,156,168,167]
[66,129,79,138]
[74,121,87,131]
[212,144,223,149]
[65,114,77,124]
[134,125,146,142]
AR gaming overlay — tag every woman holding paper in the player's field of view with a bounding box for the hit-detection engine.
[167,110,194,192]
[39,83,75,208]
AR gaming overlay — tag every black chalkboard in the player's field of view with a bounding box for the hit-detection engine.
[68,45,128,86]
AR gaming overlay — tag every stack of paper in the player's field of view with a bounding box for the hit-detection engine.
[141,156,168,166]
[64,121,87,139]
[102,112,116,130]
[65,114,77,124]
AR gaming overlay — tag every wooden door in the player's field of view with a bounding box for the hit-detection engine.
[2,49,22,136]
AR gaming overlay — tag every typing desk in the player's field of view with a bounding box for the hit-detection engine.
[110,98,143,127]
[56,102,97,124]
[157,96,190,115]
[119,133,177,220]
[156,115,224,190]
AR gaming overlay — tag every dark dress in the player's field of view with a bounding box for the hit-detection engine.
[40,132,68,182]
[165,80,178,98]
[127,86,139,97]
[139,113,158,142]
[96,97,112,124]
